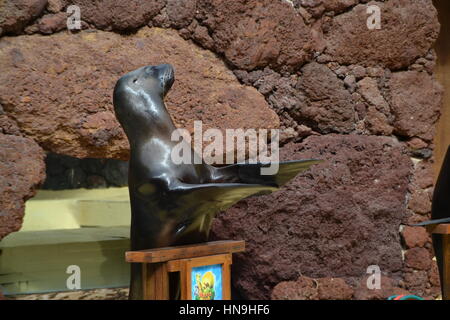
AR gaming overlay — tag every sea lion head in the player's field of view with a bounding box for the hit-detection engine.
[114,63,174,99]
[113,63,175,136]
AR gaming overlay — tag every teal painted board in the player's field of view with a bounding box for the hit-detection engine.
[0,227,131,295]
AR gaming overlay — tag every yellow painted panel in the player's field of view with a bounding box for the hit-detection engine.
[22,188,131,231]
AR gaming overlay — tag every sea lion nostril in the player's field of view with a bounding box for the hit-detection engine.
[144,66,155,74]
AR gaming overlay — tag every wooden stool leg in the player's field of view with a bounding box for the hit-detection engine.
[444,235,450,300]
[142,262,169,300]
[222,254,232,300]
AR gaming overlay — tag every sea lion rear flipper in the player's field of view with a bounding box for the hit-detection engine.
[214,159,322,187]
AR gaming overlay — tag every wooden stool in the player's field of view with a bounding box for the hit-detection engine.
[426,224,450,300]
[125,240,245,300]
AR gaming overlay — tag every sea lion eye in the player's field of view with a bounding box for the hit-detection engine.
[175,224,186,234]
[133,78,138,83]
[175,220,192,234]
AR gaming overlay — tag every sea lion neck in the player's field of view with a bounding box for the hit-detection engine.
[125,95,178,150]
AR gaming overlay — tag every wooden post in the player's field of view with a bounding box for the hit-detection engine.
[443,234,450,300]
[126,240,245,300]
[426,224,450,300]
[142,262,169,300]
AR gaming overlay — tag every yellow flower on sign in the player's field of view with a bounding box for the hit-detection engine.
[202,271,215,288]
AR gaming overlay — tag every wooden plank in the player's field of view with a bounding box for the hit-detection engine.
[171,254,230,269]
[142,263,149,299]
[155,263,169,300]
[185,260,192,300]
[142,263,169,300]
[167,260,181,272]
[179,261,188,300]
[443,235,450,300]
[426,224,450,235]
[126,240,245,263]
[222,254,231,300]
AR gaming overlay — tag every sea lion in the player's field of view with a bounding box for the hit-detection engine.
[113,63,320,299]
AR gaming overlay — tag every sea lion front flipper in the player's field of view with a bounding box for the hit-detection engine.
[214,159,322,187]
[168,181,278,241]
[412,217,450,227]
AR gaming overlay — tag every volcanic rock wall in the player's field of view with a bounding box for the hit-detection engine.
[0,0,444,299]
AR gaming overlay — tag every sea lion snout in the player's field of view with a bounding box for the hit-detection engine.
[142,64,174,94]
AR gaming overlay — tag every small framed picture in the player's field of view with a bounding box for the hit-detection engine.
[191,264,223,300]
[168,253,232,300]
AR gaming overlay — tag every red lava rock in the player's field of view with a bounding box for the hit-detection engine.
[192,24,215,50]
[411,161,434,190]
[324,0,440,70]
[407,138,428,151]
[357,77,390,114]
[408,190,432,215]
[316,277,354,300]
[38,12,68,34]
[358,77,393,132]
[365,106,393,136]
[166,0,196,28]
[402,270,430,296]
[211,134,412,299]
[405,248,432,270]
[388,71,443,142]
[195,0,314,71]
[271,276,354,300]
[293,62,356,133]
[271,276,319,300]
[0,133,46,239]
[401,226,430,248]
[0,115,23,136]
[0,28,278,160]
[0,0,47,36]
[428,260,441,288]
[353,276,410,300]
[406,213,430,226]
[321,0,359,14]
[46,0,64,13]
[293,0,358,15]
[67,0,165,31]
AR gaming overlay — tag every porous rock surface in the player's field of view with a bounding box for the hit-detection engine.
[0,0,444,299]
[0,0,47,36]
[323,0,440,70]
[0,27,279,159]
[195,0,315,71]
[211,134,412,299]
[0,134,46,239]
